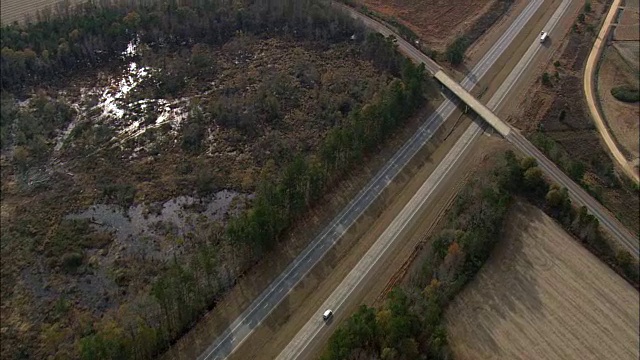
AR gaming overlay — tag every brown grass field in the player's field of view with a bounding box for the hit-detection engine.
[354,0,499,51]
[445,202,640,360]
[1,0,68,25]
[597,44,639,164]
[613,0,639,41]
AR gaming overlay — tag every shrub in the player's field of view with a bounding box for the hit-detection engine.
[61,252,84,272]
[611,85,640,103]
[616,250,640,284]
[181,122,205,154]
[559,109,566,121]
[100,183,136,208]
[541,72,552,86]
[445,36,469,65]
[578,13,585,23]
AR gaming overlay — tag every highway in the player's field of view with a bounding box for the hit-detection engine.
[197,1,547,359]
[352,0,640,258]
[278,0,593,358]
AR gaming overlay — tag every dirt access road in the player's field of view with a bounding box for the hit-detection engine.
[446,202,640,360]
[584,0,639,184]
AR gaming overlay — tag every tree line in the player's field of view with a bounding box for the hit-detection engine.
[499,150,639,285]
[1,0,367,93]
[78,54,428,360]
[323,151,513,359]
[322,150,639,359]
[225,49,426,255]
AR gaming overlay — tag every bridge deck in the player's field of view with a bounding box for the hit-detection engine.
[434,71,512,136]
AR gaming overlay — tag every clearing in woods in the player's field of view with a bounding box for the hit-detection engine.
[445,202,640,360]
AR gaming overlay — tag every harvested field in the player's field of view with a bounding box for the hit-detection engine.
[446,202,640,360]
[354,0,503,51]
[597,45,639,164]
[1,0,81,25]
[613,0,639,41]
[614,41,640,66]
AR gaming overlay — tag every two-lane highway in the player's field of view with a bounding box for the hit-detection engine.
[198,1,547,359]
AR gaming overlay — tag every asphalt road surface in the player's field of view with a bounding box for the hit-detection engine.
[506,132,639,257]
[277,1,595,358]
[277,107,487,360]
[197,1,546,359]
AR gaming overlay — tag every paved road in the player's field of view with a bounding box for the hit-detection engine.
[277,1,593,358]
[583,0,638,184]
[507,131,639,256]
[197,1,546,359]
[277,109,487,360]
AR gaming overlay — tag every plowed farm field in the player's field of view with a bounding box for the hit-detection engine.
[1,0,81,25]
[354,0,499,51]
[445,202,640,360]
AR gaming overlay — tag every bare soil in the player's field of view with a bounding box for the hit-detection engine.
[354,0,501,52]
[445,201,640,360]
[597,45,639,164]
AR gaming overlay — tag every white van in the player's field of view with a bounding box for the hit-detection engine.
[322,309,333,321]
[540,31,548,43]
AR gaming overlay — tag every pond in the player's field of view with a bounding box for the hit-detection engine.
[67,190,246,261]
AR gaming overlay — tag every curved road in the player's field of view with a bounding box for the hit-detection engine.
[583,0,639,184]
[198,1,547,359]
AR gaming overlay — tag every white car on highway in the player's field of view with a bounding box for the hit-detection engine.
[322,309,333,321]
[540,31,548,43]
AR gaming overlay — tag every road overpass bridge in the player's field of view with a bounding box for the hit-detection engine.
[433,70,512,137]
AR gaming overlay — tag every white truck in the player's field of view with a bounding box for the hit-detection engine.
[540,31,548,43]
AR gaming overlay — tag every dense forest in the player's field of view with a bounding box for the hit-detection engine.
[322,151,639,359]
[1,0,372,92]
[0,0,435,359]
